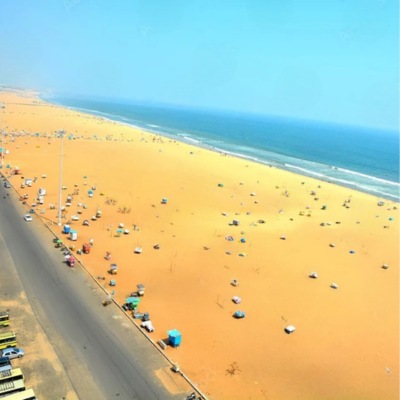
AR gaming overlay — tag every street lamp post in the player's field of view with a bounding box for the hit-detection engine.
[57,130,65,226]
[1,102,5,167]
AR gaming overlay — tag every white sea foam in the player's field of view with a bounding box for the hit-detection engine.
[182,136,201,144]
[284,164,327,179]
[45,94,400,202]
[335,167,400,187]
[274,163,399,201]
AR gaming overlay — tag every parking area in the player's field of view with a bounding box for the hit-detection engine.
[0,232,78,400]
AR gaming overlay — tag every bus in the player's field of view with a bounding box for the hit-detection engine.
[0,368,25,398]
[0,312,10,328]
[0,331,17,350]
[0,378,25,397]
[0,368,24,384]
[0,388,37,400]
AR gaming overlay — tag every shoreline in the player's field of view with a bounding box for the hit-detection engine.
[2,90,399,400]
[43,94,400,202]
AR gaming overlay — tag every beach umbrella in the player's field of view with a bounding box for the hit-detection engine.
[233,311,246,319]
[232,296,241,304]
[284,325,296,334]
[330,283,338,289]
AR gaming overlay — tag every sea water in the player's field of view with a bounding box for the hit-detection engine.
[46,95,399,202]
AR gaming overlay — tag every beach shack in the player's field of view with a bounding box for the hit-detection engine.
[142,320,154,332]
[70,230,78,241]
[168,329,182,347]
[63,224,71,234]
[125,296,140,309]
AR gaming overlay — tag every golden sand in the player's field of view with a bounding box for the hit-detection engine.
[1,91,399,399]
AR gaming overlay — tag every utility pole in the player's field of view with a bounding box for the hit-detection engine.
[1,102,5,166]
[57,130,65,226]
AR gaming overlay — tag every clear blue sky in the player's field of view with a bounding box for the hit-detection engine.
[0,0,398,130]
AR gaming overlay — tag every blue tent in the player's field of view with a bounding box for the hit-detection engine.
[125,297,141,305]
[168,329,181,347]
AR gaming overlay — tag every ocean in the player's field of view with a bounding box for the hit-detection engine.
[45,95,399,202]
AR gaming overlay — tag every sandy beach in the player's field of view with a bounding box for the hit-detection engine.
[1,90,399,399]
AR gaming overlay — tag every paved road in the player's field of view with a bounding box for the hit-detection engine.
[0,182,193,400]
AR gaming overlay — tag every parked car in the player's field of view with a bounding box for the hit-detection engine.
[24,215,33,222]
[1,347,24,359]
[4,181,11,188]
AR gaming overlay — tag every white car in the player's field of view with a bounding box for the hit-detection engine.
[24,214,33,222]
[1,347,25,359]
